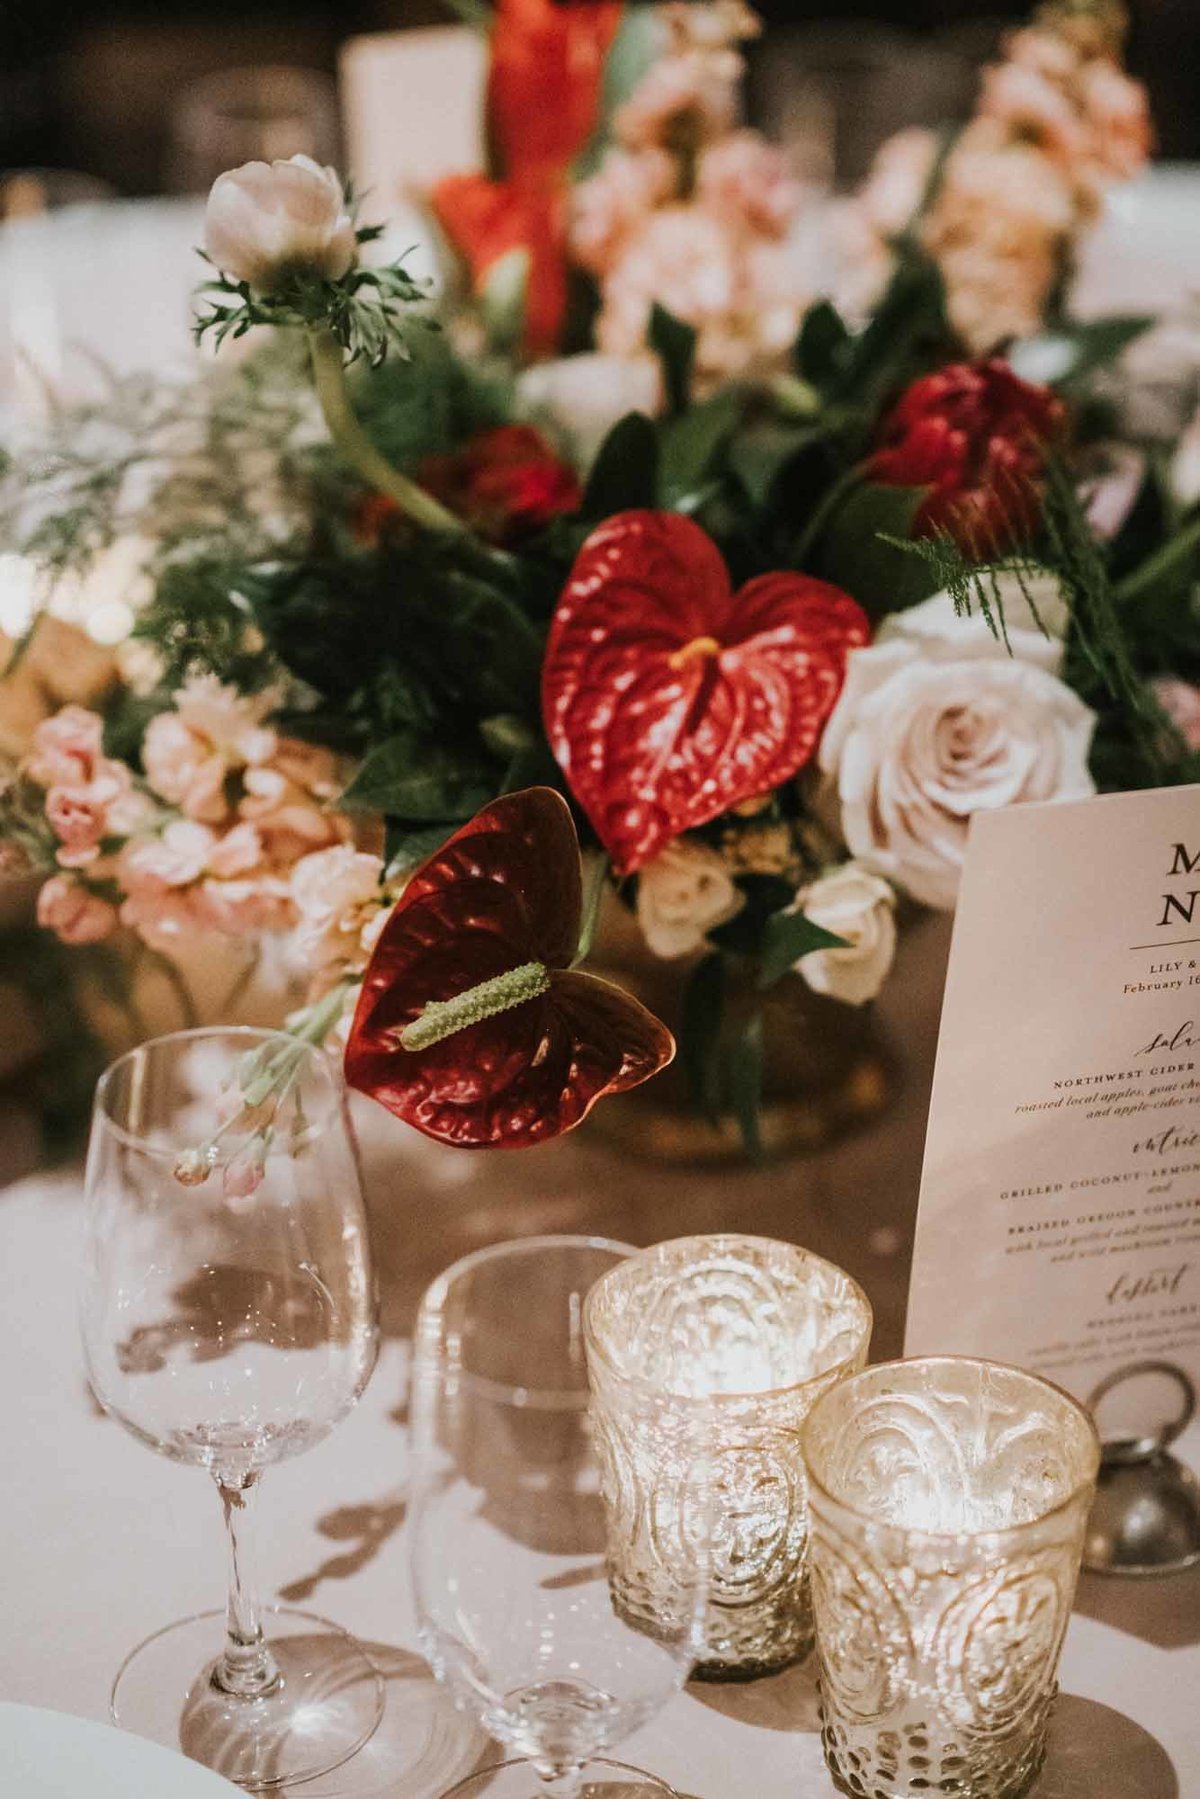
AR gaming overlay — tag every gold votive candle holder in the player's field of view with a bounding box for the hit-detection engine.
[802,1356,1101,1799]
[583,1233,872,1680]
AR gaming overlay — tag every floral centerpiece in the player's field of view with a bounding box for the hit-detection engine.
[2,0,1198,1161]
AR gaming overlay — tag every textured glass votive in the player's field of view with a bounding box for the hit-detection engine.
[802,1357,1101,1799]
[584,1234,872,1680]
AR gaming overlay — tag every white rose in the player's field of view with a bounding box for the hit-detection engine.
[819,640,1096,911]
[204,155,357,291]
[879,568,1068,674]
[794,863,897,1006]
[517,353,664,468]
[636,837,743,959]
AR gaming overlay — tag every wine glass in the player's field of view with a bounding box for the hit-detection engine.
[409,1236,714,1799]
[80,1027,382,1789]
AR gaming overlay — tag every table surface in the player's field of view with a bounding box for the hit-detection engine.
[3,173,1200,1797]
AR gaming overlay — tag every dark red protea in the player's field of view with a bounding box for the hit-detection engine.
[343,788,673,1149]
[542,510,870,874]
[870,358,1065,558]
[418,424,581,546]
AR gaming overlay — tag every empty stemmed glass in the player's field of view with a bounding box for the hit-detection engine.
[80,1027,382,1789]
[409,1236,714,1799]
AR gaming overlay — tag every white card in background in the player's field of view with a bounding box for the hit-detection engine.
[339,27,486,208]
[906,783,1200,1402]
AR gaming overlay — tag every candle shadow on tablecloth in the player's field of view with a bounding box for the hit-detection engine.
[1073,1564,1200,1650]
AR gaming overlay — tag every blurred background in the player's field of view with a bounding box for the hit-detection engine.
[2,1,1199,210]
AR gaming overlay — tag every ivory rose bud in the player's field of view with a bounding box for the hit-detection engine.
[37,873,118,944]
[23,706,105,789]
[636,837,743,958]
[819,640,1096,910]
[794,864,897,1006]
[204,155,357,291]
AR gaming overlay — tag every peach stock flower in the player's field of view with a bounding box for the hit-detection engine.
[239,739,347,861]
[143,675,276,824]
[290,845,387,985]
[22,707,105,789]
[37,874,119,945]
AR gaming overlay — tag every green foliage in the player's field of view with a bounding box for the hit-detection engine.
[757,910,849,990]
[194,238,434,368]
[649,303,698,417]
[1009,315,1154,392]
[347,327,513,474]
[581,413,660,517]
[729,1008,765,1162]
[659,390,744,510]
[814,482,938,618]
[342,732,497,820]
[681,953,726,1123]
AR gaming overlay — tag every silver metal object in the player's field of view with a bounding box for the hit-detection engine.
[1083,1360,1200,1577]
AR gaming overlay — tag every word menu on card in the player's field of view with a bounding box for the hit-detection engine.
[906,783,1200,1400]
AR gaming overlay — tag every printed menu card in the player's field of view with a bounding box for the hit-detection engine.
[906,783,1200,1399]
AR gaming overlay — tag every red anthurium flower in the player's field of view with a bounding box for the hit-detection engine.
[431,0,622,357]
[419,425,582,546]
[870,358,1065,558]
[343,788,673,1149]
[542,510,870,874]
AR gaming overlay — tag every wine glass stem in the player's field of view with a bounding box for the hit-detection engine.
[214,1473,281,1698]
[536,1772,585,1798]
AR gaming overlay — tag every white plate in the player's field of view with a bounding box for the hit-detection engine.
[0,1702,241,1797]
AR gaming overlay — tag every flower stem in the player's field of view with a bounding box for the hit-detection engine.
[306,327,464,536]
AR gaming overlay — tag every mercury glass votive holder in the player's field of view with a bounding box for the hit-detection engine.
[583,1234,872,1680]
[802,1357,1101,1799]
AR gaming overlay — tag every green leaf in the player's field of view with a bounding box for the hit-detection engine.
[681,953,726,1124]
[727,1008,765,1162]
[794,300,852,390]
[576,3,662,178]
[659,390,743,507]
[341,732,494,820]
[581,412,660,517]
[649,303,697,417]
[839,250,949,410]
[815,481,939,619]
[384,821,456,881]
[758,910,849,990]
[480,248,529,358]
[501,739,566,795]
[1009,315,1154,391]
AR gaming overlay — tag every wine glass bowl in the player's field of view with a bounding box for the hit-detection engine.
[80,1028,382,1789]
[409,1235,712,1797]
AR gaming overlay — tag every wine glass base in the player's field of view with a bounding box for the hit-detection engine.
[110,1604,384,1789]
[440,1758,680,1797]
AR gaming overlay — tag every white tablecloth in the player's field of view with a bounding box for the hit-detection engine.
[1,1162,1197,1799]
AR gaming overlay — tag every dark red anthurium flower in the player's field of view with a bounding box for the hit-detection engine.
[870,358,1065,559]
[541,510,870,875]
[343,788,674,1150]
[418,425,581,546]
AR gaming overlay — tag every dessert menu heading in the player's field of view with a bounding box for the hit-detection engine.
[906,783,1200,1399]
